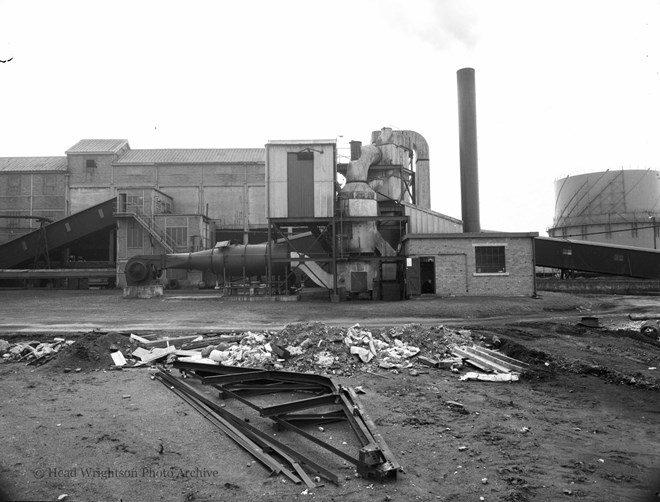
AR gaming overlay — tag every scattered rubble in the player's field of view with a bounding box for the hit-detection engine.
[0,323,532,381]
[1,337,75,365]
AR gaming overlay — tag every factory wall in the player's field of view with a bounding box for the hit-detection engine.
[0,172,67,242]
[403,232,537,296]
[68,153,118,213]
[112,162,266,239]
[403,203,463,234]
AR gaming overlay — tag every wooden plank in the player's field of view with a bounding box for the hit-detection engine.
[139,335,202,349]
[452,347,510,373]
[130,334,151,344]
[465,346,528,373]
[471,345,530,368]
[131,347,152,361]
[133,345,177,366]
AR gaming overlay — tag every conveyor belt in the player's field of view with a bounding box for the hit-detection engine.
[0,199,116,269]
[535,236,660,279]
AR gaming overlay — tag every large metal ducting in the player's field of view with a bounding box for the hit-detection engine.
[125,242,290,286]
[370,128,431,209]
[457,67,481,233]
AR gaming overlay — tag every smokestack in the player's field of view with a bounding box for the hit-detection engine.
[349,140,362,161]
[457,68,481,233]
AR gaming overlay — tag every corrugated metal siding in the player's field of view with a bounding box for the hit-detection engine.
[403,203,463,234]
[0,157,68,172]
[115,149,265,164]
[66,139,129,153]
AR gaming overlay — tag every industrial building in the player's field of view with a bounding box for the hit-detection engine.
[548,169,660,249]
[0,69,539,298]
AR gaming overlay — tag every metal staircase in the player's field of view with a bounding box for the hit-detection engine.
[114,205,177,254]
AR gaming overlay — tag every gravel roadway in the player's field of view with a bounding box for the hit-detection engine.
[1,288,659,502]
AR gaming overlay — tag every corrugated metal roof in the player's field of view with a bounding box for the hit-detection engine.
[115,148,265,164]
[0,157,68,172]
[66,139,129,154]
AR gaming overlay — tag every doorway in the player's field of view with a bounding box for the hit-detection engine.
[406,256,435,296]
[420,257,435,294]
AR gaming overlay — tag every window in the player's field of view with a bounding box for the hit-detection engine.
[85,158,97,169]
[154,196,172,214]
[297,151,314,161]
[126,220,144,248]
[475,246,506,274]
[8,175,21,195]
[6,211,20,228]
[42,175,57,194]
[166,226,188,247]
[126,195,144,212]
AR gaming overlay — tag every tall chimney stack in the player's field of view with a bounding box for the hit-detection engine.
[457,68,481,233]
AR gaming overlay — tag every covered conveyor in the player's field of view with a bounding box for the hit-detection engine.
[0,198,117,269]
[534,236,660,279]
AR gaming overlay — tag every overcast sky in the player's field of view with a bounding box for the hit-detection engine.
[1,0,659,235]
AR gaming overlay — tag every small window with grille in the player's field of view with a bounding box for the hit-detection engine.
[166,227,188,247]
[126,220,144,248]
[6,211,20,228]
[42,175,57,194]
[475,245,506,274]
[8,175,21,195]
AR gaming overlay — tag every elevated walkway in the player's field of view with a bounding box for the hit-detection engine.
[0,199,117,269]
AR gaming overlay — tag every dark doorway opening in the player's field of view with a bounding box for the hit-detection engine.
[420,257,435,294]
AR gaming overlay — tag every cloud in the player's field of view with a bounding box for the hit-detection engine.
[377,0,479,51]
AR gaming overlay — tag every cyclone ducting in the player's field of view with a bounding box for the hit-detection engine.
[124,242,290,286]
[457,67,481,233]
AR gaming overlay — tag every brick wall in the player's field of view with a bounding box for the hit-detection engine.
[404,233,537,296]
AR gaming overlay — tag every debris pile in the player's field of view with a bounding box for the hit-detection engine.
[0,337,75,365]
[175,322,480,377]
[49,332,134,371]
[1,322,529,381]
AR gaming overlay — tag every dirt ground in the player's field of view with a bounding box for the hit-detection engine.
[1,289,660,502]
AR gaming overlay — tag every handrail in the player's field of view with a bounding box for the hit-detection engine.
[122,204,178,252]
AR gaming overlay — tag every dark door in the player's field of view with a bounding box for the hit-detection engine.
[406,258,421,296]
[287,152,314,217]
[420,257,435,293]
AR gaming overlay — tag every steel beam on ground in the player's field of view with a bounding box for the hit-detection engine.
[260,394,339,417]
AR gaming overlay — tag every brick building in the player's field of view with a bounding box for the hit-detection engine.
[403,232,538,296]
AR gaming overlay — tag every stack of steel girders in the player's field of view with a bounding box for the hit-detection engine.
[155,361,400,488]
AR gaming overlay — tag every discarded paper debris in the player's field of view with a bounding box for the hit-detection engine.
[459,372,520,382]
